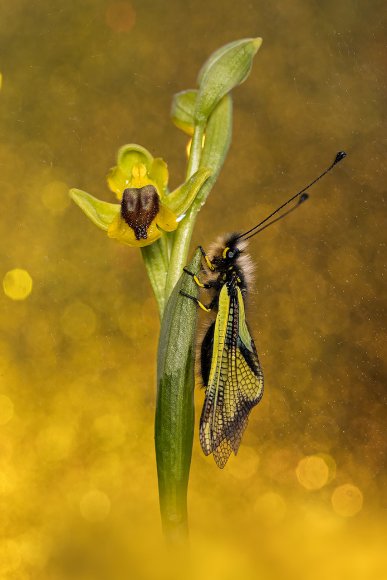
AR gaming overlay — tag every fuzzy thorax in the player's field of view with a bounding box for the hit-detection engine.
[205,232,255,292]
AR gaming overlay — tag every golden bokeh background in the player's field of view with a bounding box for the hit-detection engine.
[0,1,386,578]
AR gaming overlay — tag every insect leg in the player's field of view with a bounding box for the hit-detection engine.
[198,246,215,271]
[179,291,216,313]
[183,267,214,289]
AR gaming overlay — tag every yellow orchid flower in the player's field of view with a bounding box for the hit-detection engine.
[70,144,210,248]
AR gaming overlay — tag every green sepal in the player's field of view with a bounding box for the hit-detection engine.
[171,89,198,135]
[195,37,262,123]
[69,188,120,230]
[155,248,201,542]
[107,143,154,198]
[108,143,169,198]
[165,168,211,216]
[117,143,153,173]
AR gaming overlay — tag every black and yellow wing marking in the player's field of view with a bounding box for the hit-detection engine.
[199,284,264,468]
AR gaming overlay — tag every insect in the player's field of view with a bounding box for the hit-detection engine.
[181,152,347,468]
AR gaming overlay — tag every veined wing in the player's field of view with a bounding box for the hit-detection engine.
[200,285,264,468]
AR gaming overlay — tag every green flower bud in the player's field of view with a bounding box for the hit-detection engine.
[195,37,262,124]
[170,89,198,135]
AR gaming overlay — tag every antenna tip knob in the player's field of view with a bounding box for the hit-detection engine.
[335,151,347,164]
[299,193,309,204]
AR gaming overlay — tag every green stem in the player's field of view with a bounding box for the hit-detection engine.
[164,95,233,300]
[185,121,205,180]
[163,122,205,301]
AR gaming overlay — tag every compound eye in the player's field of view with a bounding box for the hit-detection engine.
[227,250,235,259]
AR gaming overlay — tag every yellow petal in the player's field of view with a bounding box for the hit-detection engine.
[157,204,178,232]
[107,166,130,199]
[107,214,137,245]
[149,157,169,194]
[107,214,162,247]
[142,222,163,246]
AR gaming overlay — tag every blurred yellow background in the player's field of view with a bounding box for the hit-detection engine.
[0,1,386,579]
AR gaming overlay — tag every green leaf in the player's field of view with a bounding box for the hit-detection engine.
[155,248,201,542]
[195,37,262,123]
[165,167,211,216]
[171,89,198,135]
[69,188,120,230]
[197,93,233,203]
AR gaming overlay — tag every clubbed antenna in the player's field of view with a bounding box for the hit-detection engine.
[238,151,347,241]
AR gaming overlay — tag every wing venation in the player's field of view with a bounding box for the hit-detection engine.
[199,286,264,468]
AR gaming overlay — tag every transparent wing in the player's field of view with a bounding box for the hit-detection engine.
[200,287,264,468]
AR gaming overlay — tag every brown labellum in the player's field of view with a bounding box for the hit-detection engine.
[121,185,160,240]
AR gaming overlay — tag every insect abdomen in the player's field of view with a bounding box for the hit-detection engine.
[201,322,215,387]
